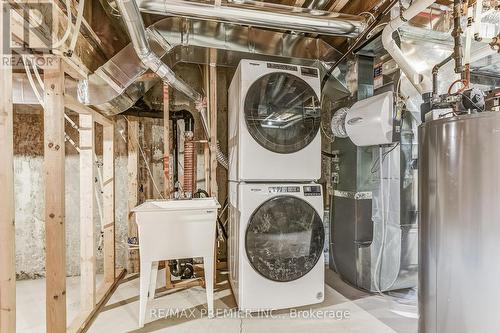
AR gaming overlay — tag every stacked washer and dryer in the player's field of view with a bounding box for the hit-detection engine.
[228,59,326,311]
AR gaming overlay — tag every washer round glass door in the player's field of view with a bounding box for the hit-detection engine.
[245,196,324,282]
[244,72,321,154]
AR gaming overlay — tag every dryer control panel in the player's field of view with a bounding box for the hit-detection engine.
[304,185,322,196]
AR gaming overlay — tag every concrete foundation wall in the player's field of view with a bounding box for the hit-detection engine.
[13,110,131,279]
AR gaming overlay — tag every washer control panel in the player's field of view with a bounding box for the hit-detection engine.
[265,185,322,196]
[268,186,300,193]
[303,185,322,196]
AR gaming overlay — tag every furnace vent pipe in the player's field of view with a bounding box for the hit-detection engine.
[117,0,228,169]
[138,0,366,38]
[382,0,435,94]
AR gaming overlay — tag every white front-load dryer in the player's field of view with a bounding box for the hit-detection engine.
[228,59,322,182]
[228,182,325,311]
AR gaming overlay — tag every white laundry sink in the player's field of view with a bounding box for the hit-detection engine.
[132,198,221,261]
[132,197,221,327]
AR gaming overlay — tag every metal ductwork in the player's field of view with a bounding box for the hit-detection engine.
[62,18,348,115]
[117,0,205,106]
[16,0,355,117]
[117,0,350,170]
[117,0,212,151]
[138,0,366,38]
[75,0,362,116]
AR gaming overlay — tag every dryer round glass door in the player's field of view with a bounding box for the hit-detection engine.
[244,73,321,154]
[245,196,325,282]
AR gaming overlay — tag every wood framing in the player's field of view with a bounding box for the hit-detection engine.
[163,84,173,289]
[0,3,16,329]
[127,117,140,273]
[204,143,210,193]
[44,58,67,333]
[163,84,172,199]
[209,51,218,199]
[328,0,350,12]
[64,96,113,127]
[103,123,116,284]
[64,83,121,333]
[79,113,96,312]
[60,81,121,333]
[143,120,154,199]
[208,50,218,287]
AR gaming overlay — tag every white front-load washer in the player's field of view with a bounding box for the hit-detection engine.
[228,59,322,182]
[228,182,325,311]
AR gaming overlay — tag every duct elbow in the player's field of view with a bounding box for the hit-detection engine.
[117,0,205,106]
[381,1,437,95]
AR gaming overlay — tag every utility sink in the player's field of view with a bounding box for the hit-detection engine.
[132,197,221,327]
[133,197,220,212]
[132,198,221,261]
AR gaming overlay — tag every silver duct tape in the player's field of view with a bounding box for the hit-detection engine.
[333,190,372,200]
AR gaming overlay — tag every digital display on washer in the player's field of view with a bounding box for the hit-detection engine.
[267,63,298,71]
[268,186,300,193]
[301,67,319,78]
[304,185,321,196]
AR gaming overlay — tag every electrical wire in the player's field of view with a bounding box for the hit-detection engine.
[64,114,79,130]
[366,22,388,40]
[122,116,165,199]
[22,56,45,106]
[321,150,336,158]
[396,73,404,106]
[359,11,376,22]
[371,142,400,174]
[64,133,80,152]
[460,92,485,111]
[94,154,105,252]
[31,58,45,92]
[68,0,86,54]
[447,79,468,94]
[52,0,73,49]
[321,124,335,143]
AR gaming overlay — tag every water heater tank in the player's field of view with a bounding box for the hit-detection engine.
[419,112,500,333]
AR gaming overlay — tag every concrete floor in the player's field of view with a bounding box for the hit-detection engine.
[16,268,417,333]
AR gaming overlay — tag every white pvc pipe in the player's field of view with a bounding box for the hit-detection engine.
[382,0,436,94]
